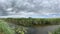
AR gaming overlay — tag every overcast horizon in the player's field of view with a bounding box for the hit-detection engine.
[0,0,60,18]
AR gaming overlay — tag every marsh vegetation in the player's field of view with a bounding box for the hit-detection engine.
[0,18,60,34]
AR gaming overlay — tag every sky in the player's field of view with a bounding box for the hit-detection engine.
[0,0,60,18]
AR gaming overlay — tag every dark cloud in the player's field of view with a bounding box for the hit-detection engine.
[0,0,60,17]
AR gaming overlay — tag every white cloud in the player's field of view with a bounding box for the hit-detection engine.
[6,8,13,11]
[0,0,60,18]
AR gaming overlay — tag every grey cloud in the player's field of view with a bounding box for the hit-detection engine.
[0,0,60,17]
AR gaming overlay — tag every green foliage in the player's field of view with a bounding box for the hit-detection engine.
[0,18,60,34]
[2,18,60,26]
[0,20,15,34]
[0,20,26,34]
[15,26,28,34]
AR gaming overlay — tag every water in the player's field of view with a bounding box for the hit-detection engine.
[30,25,60,34]
[8,23,60,34]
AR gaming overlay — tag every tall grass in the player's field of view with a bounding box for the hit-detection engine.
[0,20,15,34]
[3,18,60,26]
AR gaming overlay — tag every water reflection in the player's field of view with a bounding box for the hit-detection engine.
[33,25,60,34]
[8,23,60,34]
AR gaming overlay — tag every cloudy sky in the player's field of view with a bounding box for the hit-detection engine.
[0,0,60,18]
